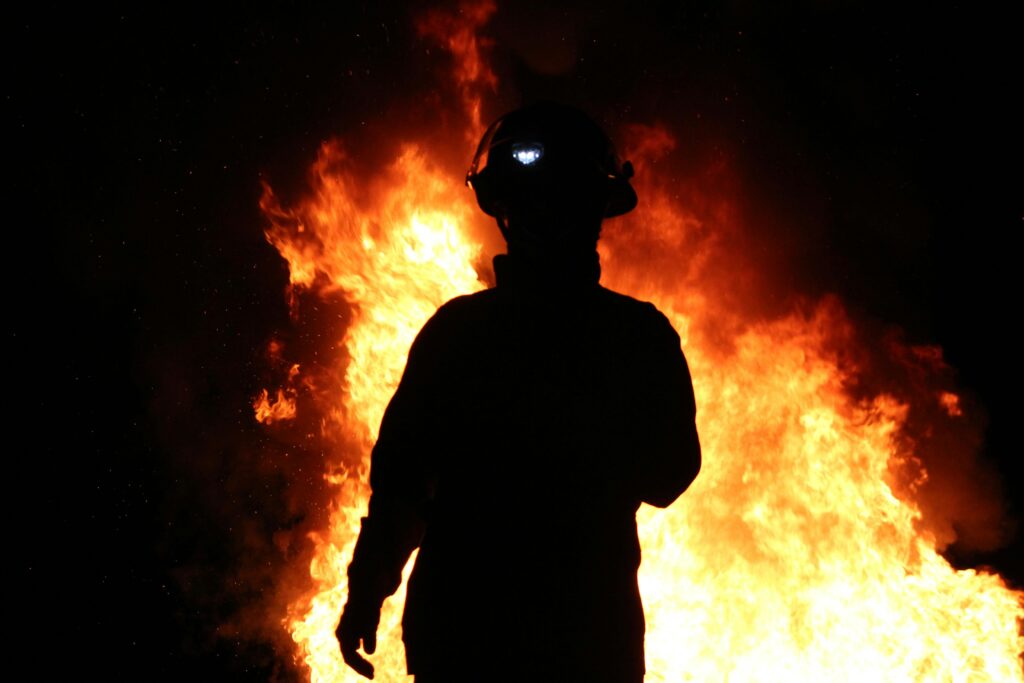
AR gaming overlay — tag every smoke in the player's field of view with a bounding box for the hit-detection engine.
[844,323,1013,555]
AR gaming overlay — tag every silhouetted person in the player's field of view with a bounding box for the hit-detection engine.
[336,100,701,682]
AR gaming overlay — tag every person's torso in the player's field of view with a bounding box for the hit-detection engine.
[402,284,659,679]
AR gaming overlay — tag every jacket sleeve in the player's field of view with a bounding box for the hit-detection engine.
[628,304,702,509]
[345,307,448,606]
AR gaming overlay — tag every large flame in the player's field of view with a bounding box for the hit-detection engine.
[256,2,1024,681]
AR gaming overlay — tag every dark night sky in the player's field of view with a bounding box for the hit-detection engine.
[10,1,1021,679]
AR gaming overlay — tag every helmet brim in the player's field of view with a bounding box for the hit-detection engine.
[605,180,638,218]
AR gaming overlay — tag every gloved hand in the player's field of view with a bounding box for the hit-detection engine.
[336,595,382,680]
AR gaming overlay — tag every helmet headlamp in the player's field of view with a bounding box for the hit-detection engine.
[465,101,638,219]
[511,142,544,166]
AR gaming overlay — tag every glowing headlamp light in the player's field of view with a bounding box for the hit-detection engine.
[511,142,544,166]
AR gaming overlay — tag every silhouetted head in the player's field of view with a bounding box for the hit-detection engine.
[466,101,636,259]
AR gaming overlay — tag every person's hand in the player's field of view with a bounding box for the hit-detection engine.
[336,596,382,680]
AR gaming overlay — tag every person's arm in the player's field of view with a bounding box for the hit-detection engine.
[337,307,448,679]
[629,305,702,509]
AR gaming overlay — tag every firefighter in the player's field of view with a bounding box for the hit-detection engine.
[336,100,701,682]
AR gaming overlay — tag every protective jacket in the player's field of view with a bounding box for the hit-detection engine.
[346,248,701,682]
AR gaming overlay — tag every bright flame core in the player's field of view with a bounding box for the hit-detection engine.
[255,3,1024,681]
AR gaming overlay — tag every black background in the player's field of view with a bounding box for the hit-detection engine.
[10,1,1020,678]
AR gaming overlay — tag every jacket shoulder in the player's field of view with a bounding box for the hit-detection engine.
[429,288,499,322]
[596,286,679,337]
[596,285,658,312]
[411,289,499,342]
[440,287,501,310]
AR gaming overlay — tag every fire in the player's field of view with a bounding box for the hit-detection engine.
[416,0,498,142]
[260,136,487,681]
[253,387,298,425]
[254,362,301,425]
[255,2,1024,681]
[939,391,963,417]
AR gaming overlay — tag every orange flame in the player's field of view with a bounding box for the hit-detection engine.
[416,0,498,143]
[939,391,963,417]
[253,387,298,425]
[257,2,1024,681]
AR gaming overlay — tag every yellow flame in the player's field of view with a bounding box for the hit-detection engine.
[265,139,485,681]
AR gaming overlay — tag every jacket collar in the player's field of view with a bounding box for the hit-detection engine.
[492,250,602,293]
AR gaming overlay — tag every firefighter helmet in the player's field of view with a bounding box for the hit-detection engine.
[465,101,637,222]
